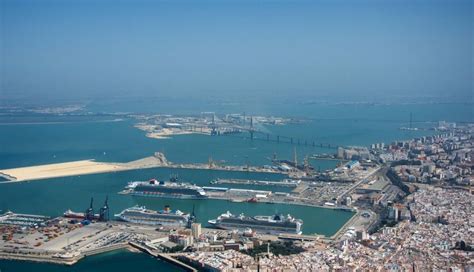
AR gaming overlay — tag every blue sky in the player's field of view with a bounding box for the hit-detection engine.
[1,0,472,101]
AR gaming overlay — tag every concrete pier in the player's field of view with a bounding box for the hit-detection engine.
[0,153,288,183]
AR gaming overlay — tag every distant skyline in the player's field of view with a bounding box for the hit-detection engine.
[1,0,472,101]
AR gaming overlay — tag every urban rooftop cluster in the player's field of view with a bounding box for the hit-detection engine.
[176,187,473,271]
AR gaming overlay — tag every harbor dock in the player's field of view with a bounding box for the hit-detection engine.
[0,212,171,266]
[0,152,288,183]
[211,178,299,187]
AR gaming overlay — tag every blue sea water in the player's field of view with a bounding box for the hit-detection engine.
[2,102,472,168]
[0,250,183,272]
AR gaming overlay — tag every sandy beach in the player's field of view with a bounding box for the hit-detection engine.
[0,154,169,182]
[0,160,129,182]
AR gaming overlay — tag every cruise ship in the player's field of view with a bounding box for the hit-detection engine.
[208,211,303,235]
[115,205,190,227]
[124,177,207,199]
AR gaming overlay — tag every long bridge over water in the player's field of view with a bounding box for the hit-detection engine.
[218,128,341,150]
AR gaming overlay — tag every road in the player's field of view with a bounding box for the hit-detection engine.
[336,166,382,201]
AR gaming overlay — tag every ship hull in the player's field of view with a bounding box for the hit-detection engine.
[129,191,207,199]
[208,221,301,235]
[63,214,85,219]
[116,216,187,227]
